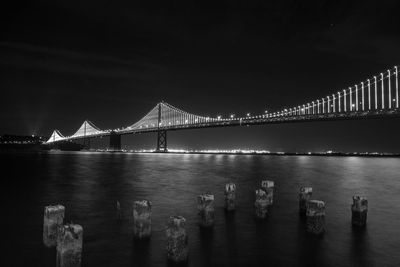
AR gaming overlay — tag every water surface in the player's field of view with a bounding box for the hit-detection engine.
[2,152,400,266]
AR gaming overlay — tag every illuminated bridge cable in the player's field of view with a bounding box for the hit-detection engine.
[124,102,217,132]
[71,120,104,138]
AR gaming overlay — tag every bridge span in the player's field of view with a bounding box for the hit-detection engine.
[46,66,400,152]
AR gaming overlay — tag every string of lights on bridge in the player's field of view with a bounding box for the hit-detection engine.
[46,66,399,143]
[271,66,398,118]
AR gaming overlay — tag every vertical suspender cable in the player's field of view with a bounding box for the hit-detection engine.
[388,70,391,109]
[381,73,385,109]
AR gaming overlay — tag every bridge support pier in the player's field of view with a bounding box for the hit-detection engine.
[156,130,167,152]
[83,138,91,149]
[109,132,121,151]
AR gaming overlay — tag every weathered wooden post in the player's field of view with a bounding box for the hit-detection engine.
[254,189,269,218]
[299,187,312,215]
[351,196,368,227]
[197,194,215,227]
[224,183,236,211]
[43,204,65,247]
[133,200,152,239]
[56,224,83,267]
[116,200,122,220]
[306,200,325,235]
[166,216,188,264]
[261,180,274,205]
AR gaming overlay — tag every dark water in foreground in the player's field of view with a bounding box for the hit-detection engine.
[2,152,400,267]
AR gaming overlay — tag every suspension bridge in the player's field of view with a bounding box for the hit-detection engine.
[46,66,400,152]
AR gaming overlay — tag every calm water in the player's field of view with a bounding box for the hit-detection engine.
[2,152,400,266]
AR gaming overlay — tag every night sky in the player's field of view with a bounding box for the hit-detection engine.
[1,0,400,152]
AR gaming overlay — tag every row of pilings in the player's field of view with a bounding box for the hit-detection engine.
[43,205,83,267]
[43,181,368,266]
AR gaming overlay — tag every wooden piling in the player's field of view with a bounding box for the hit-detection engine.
[197,194,215,227]
[116,201,122,220]
[299,187,312,215]
[43,204,65,247]
[56,224,83,267]
[133,200,152,239]
[224,183,236,211]
[166,216,188,264]
[351,196,368,227]
[306,200,325,235]
[261,180,274,205]
[254,189,269,219]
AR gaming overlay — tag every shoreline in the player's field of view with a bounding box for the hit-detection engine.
[1,148,400,157]
[78,150,400,158]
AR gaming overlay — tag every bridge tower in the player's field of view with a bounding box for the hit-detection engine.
[83,121,90,149]
[156,102,168,152]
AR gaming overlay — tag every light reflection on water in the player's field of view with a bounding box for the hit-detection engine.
[2,151,400,266]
